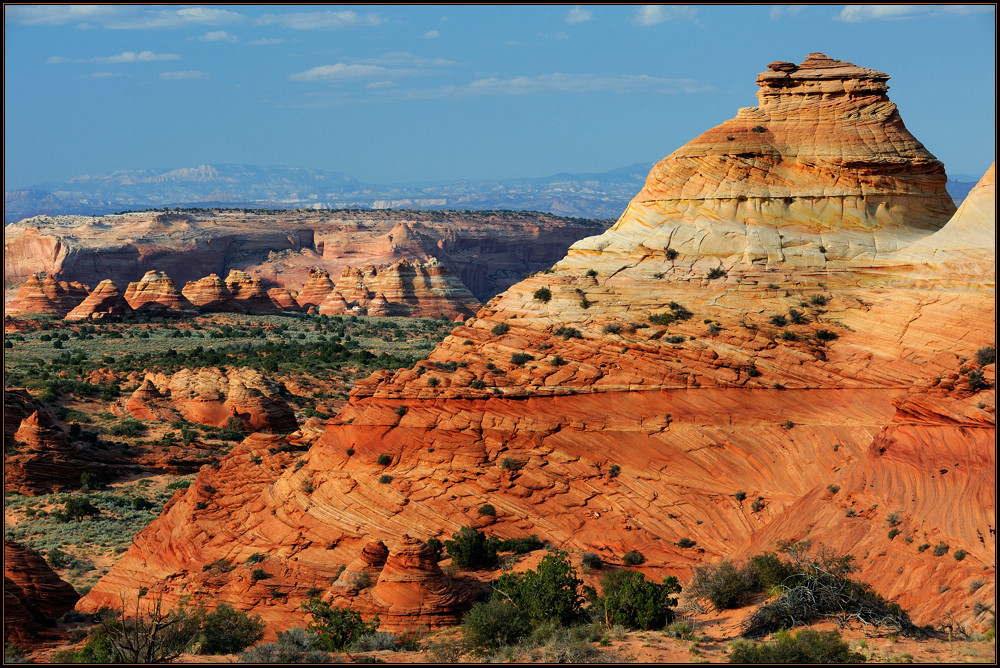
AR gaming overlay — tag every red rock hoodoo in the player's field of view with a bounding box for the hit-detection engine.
[64,278,133,321]
[81,54,994,633]
[181,273,241,312]
[295,267,336,311]
[123,270,197,316]
[5,273,88,316]
[4,540,80,646]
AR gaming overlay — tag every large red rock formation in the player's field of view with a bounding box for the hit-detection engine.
[319,259,481,320]
[4,274,87,316]
[123,367,298,433]
[4,541,79,646]
[225,270,283,314]
[64,279,133,321]
[295,267,335,310]
[267,287,302,312]
[124,270,197,316]
[181,273,241,312]
[81,54,994,633]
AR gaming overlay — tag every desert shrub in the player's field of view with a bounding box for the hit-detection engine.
[953,549,968,561]
[750,125,767,133]
[491,322,510,335]
[378,474,393,484]
[916,543,930,553]
[445,526,499,569]
[770,314,788,327]
[554,326,582,339]
[608,463,621,478]
[492,550,584,627]
[781,330,799,341]
[497,535,544,554]
[461,600,531,653]
[975,346,995,365]
[56,496,101,522]
[749,552,799,591]
[691,560,755,611]
[425,537,444,562]
[734,490,747,502]
[376,454,391,466]
[788,308,807,324]
[828,485,840,494]
[250,568,271,581]
[888,528,901,540]
[751,497,767,512]
[815,329,838,341]
[742,546,916,637]
[595,569,681,630]
[109,417,145,437]
[394,405,407,417]
[533,287,552,303]
[648,312,675,326]
[350,632,400,652]
[582,552,603,569]
[238,627,331,663]
[707,267,726,279]
[426,376,440,387]
[302,598,379,651]
[501,457,522,471]
[603,322,622,335]
[622,550,644,566]
[968,368,990,391]
[246,552,266,564]
[809,295,828,306]
[470,379,486,389]
[478,504,496,517]
[510,352,533,366]
[197,604,265,655]
[677,538,696,549]
[933,543,949,557]
[666,248,679,260]
[729,628,864,664]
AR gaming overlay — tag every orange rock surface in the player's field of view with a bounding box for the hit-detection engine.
[319,259,481,320]
[295,267,336,310]
[181,273,242,312]
[123,270,197,316]
[4,540,79,646]
[81,54,994,633]
[224,270,283,314]
[267,287,302,311]
[64,279,133,321]
[5,274,88,316]
[123,367,298,433]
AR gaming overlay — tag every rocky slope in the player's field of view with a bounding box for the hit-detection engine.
[4,540,80,646]
[80,54,994,632]
[4,210,609,307]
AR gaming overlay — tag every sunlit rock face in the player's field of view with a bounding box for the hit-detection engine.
[80,55,993,633]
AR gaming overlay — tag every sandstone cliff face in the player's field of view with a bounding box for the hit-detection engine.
[225,270,283,314]
[81,55,994,632]
[4,210,608,308]
[319,259,481,320]
[5,274,88,316]
[124,270,197,316]
[295,267,335,311]
[4,540,80,646]
[181,273,241,312]
[64,279,133,321]
[123,367,298,433]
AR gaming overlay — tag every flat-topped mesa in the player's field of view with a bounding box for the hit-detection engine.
[65,279,133,321]
[582,52,955,268]
[319,258,481,320]
[5,273,88,316]
[124,270,197,316]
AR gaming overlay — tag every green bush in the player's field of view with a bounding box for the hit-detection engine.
[511,353,534,366]
[676,538,696,549]
[497,535,544,554]
[622,550,645,566]
[478,504,496,517]
[734,490,747,502]
[729,628,864,663]
[238,627,332,664]
[933,543,949,557]
[57,496,101,522]
[445,526,499,569]
[815,329,838,341]
[975,346,995,365]
[554,326,582,339]
[595,569,681,630]
[378,474,393,484]
[197,604,265,655]
[582,552,603,569]
[377,454,391,466]
[691,560,754,611]
[302,598,379,651]
[491,322,510,335]
[708,267,726,279]
[533,287,552,303]
[109,417,145,437]
[492,550,583,627]
[953,549,967,561]
[749,552,798,591]
[470,379,486,389]
[461,600,531,653]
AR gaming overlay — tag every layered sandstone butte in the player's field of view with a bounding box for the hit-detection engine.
[5,273,88,316]
[319,259,481,320]
[82,54,994,632]
[4,540,80,646]
[225,270,283,314]
[64,279,133,321]
[267,287,302,312]
[123,270,197,316]
[295,267,335,311]
[123,367,298,433]
[181,273,241,312]
[4,209,608,310]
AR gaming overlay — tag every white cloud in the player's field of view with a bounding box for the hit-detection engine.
[770,5,807,20]
[86,51,180,63]
[359,52,459,67]
[249,37,285,45]
[46,56,71,64]
[195,30,238,42]
[256,10,383,30]
[5,5,125,26]
[631,5,697,26]
[463,73,708,95]
[160,70,210,80]
[78,71,121,79]
[106,7,245,29]
[366,81,398,89]
[566,6,593,24]
[423,30,440,39]
[289,64,420,82]
[835,4,994,22]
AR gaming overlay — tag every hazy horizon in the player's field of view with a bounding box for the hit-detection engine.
[5,4,996,191]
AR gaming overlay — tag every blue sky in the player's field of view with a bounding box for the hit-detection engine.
[4,4,996,189]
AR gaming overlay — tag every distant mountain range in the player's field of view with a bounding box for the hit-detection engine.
[3,162,977,224]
